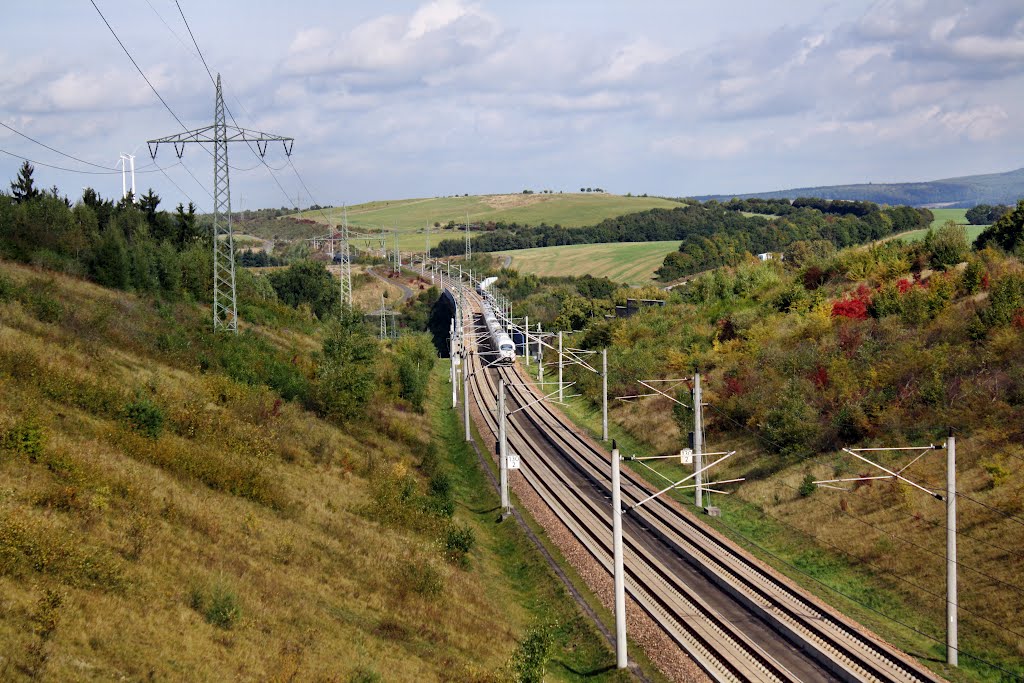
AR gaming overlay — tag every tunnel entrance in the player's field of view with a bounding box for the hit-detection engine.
[428,288,458,357]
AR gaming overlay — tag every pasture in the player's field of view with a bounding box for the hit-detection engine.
[496,241,682,285]
[928,207,969,228]
[292,193,682,251]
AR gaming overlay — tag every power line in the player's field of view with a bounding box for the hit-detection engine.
[153,158,198,209]
[145,0,199,61]
[175,0,215,85]
[707,511,1023,680]
[701,400,1024,566]
[89,0,190,133]
[0,121,116,171]
[178,158,214,201]
[171,1,298,210]
[768,473,1024,598]
[1,148,157,176]
[288,157,336,223]
[726,492,1024,646]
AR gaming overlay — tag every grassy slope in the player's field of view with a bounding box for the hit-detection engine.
[496,241,682,286]
[0,260,614,682]
[290,194,681,251]
[889,208,988,244]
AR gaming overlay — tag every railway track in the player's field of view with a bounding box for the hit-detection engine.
[445,278,945,683]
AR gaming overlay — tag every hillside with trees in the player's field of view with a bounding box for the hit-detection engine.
[529,215,1023,680]
[695,167,1024,208]
[0,165,620,681]
[431,199,931,282]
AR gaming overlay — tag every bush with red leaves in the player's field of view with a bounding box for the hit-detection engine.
[831,284,873,320]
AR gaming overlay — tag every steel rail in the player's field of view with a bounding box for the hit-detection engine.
[498,360,945,683]
[465,322,797,682]
[450,281,947,683]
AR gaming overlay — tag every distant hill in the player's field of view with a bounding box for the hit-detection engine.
[291,192,681,230]
[695,167,1024,208]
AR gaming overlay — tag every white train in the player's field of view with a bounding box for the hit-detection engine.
[478,277,515,364]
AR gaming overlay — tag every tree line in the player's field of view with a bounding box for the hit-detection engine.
[428,196,932,281]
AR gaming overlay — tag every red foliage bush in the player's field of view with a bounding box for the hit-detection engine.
[831,284,873,320]
[723,374,745,397]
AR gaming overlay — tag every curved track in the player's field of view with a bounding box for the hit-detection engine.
[445,277,945,683]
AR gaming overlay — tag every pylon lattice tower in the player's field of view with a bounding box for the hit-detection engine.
[147,74,294,332]
[338,219,353,310]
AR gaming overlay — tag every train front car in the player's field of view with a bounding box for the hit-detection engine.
[495,332,516,364]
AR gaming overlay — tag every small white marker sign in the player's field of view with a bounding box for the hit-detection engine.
[680,448,693,465]
[507,454,521,470]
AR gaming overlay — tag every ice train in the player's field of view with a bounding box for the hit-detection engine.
[477,277,515,364]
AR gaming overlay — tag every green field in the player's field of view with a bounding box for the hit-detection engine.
[292,193,681,251]
[496,241,681,285]
[928,207,969,228]
[886,208,987,244]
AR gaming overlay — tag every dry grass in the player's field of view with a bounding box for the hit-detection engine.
[0,259,554,682]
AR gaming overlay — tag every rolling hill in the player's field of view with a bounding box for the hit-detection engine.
[696,167,1024,208]
[288,193,683,251]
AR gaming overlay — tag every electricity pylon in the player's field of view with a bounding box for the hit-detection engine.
[339,212,353,310]
[147,74,294,333]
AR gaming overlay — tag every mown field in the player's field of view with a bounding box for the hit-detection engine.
[292,193,682,251]
[496,241,682,285]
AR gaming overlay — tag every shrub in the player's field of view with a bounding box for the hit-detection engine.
[393,559,444,599]
[831,285,872,320]
[444,523,476,567]
[424,470,455,518]
[20,285,64,323]
[394,333,437,412]
[979,272,1024,330]
[925,221,969,268]
[757,383,820,460]
[122,395,165,438]
[310,314,379,422]
[799,474,817,497]
[0,511,125,590]
[2,419,46,458]
[189,577,242,629]
[510,622,556,683]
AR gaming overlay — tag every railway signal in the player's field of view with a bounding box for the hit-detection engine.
[813,435,959,666]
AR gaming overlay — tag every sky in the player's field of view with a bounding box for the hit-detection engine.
[1,0,1023,212]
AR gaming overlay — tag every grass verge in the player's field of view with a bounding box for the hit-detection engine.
[429,361,657,681]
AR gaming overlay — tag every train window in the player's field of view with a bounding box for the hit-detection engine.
[500,344,514,351]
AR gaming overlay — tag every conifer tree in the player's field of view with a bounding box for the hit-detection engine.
[10,160,40,203]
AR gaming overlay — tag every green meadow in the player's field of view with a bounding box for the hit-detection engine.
[292,193,681,252]
[496,241,682,285]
